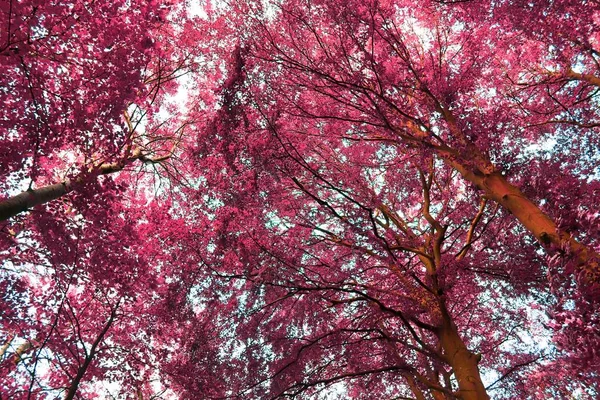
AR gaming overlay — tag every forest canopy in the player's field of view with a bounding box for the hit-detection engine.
[1,0,600,399]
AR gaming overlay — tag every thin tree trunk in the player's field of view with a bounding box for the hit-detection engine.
[0,182,72,221]
[0,148,174,222]
[0,159,129,222]
[64,304,118,400]
[414,175,488,400]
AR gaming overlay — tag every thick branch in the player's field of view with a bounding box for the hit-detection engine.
[566,69,600,87]
[452,164,600,294]
[0,148,173,221]
[0,182,71,221]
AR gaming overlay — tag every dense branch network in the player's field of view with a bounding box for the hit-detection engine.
[1,0,599,399]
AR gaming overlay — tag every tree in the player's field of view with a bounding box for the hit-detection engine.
[176,158,547,399]
[162,0,599,397]
[0,0,203,222]
[166,67,587,399]
[229,0,600,293]
[0,1,221,398]
[2,0,600,399]
[0,182,178,398]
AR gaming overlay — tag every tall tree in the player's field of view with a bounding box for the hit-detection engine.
[0,0,204,221]
[169,81,588,398]
[223,0,600,297]
[162,0,600,396]
[0,183,177,398]
[2,0,600,399]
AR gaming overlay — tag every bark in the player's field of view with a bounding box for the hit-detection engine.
[0,335,14,359]
[431,96,600,296]
[429,378,450,400]
[0,161,127,222]
[451,163,600,294]
[13,341,33,365]
[566,69,600,87]
[0,182,71,221]
[415,181,488,400]
[438,309,489,400]
[0,148,173,221]
[381,321,450,399]
[404,374,427,400]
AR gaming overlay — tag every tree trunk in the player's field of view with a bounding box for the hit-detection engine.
[404,374,426,400]
[452,162,600,293]
[64,355,93,400]
[0,149,159,221]
[403,115,600,295]
[0,182,72,221]
[438,310,489,400]
[64,304,118,400]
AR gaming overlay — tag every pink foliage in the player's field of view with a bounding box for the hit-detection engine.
[1,0,600,399]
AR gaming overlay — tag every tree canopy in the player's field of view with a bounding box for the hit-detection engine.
[1,0,599,399]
